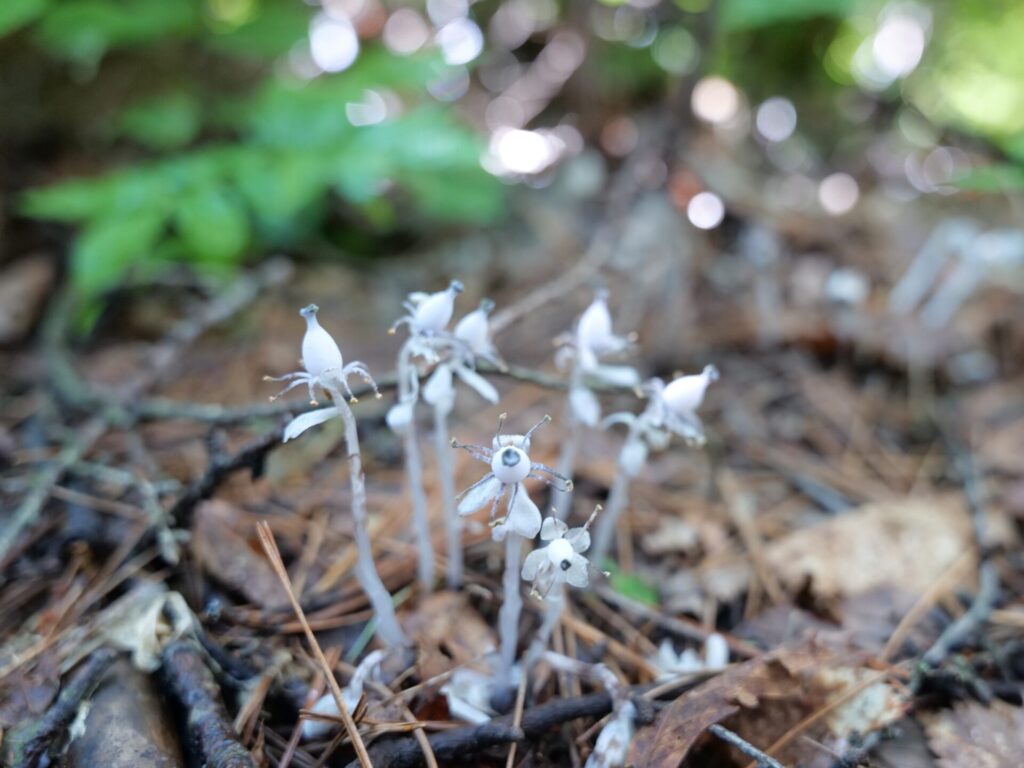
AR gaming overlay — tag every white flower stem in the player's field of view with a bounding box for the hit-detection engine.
[334,393,408,648]
[550,409,578,520]
[591,422,639,564]
[399,343,434,590]
[497,533,523,688]
[433,404,462,588]
[525,586,564,670]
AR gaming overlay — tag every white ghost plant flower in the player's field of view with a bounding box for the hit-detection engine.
[452,414,572,540]
[302,650,385,740]
[263,306,407,648]
[522,510,598,598]
[389,279,464,337]
[585,700,637,768]
[263,305,382,442]
[651,633,729,682]
[551,290,640,520]
[591,364,719,564]
[649,364,719,445]
[454,298,503,368]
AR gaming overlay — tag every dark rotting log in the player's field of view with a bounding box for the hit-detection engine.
[162,639,256,768]
[2,648,116,768]
[67,657,184,768]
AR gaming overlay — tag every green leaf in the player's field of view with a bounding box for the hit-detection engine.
[604,561,660,607]
[33,0,198,65]
[0,0,48,37]
[720,0,851,30]
[953,164,1024,192]
[72,211,167,297]
[117,91,202,150]
[175,187,250,262]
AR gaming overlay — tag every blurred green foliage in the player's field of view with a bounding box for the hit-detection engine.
[5,0,1024,321]
[7,0,503,315]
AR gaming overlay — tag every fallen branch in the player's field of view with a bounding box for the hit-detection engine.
[2,648,116,768]
[351,691,617,768]
[162,640,255,768]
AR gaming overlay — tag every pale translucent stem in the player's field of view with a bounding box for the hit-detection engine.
[334,393,408,648]
[524,587,564,671]
[550,365,582,520]
[497,533,523,688]
[549,410,578,520]
[434,405,461,588]
[399,344,434,590]
[591,422,639,564]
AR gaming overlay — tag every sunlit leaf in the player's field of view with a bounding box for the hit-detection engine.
[0,0,48,37]
[720,0,851,30]
[175,186,250,262]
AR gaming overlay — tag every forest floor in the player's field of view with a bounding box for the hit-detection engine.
[2,186,1024,768]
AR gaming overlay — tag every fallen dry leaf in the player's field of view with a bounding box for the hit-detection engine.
[921,700,1024,768]
[403,591,497,681]
[193,501,289,609]
[764,496,1012,601]
[629,642,907,768]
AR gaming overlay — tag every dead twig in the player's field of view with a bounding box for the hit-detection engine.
[256,522,374,768]
[2,648,116,768]
[709,724,786,768]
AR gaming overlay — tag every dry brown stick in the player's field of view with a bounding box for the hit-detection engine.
[256,522,374,768]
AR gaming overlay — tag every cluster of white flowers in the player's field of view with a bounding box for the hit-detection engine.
[264,288,724,764]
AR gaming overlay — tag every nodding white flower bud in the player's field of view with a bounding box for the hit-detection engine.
[300,304,343,377]
[454,298,495,357]
[413,280,463,334]
[576,291,614,355]
[546,537,574,570]
[491,445,531,484]
[661,365,719,416]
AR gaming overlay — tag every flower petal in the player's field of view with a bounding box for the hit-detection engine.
[521,548,546,581]
[563,553,589,588]
[540,517,568,541]
[589,364,641,388]
[283,407,340,442]
[665,410,706,445]
[453,365,499,404]
[619,436,649,478]
[385,401,415,434]
[508,483,542,538]
[457,475,502,515]
[565,527,590,554]
[423,365,455,409]
[569,386,601,427]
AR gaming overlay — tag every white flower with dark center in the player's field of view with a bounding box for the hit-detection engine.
[453,414,572,540]
[263,305,381,441]
[390,279,464,337]
[648,364,719,445]
[521,510,597,597]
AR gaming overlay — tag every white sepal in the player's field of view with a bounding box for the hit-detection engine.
[386,400,415,434]
[619,437,648,478]
[423,365,455,410]
[569,386,601,427]
[284,407,340,442]
[454,364,499,404]
[457,475,502,515]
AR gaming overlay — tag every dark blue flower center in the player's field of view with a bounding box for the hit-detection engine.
[560,559,572,571]
[501,448,520,467]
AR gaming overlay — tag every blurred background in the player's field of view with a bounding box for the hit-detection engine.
[1,0,1022,343]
